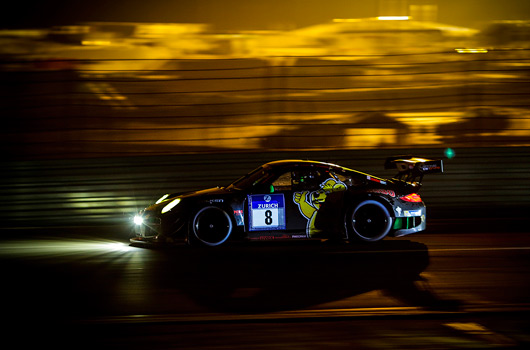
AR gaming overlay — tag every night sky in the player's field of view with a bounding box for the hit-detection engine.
[3,0,530,30]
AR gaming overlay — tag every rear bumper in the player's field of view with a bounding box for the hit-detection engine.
[390,206,426,237]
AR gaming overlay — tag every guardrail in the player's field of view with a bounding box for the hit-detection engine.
[2,147,529,228]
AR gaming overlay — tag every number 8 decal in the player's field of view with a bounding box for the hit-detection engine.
[248,194,286,231]
[265,210,273,225]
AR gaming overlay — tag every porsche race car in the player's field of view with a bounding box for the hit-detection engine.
[131,156,443,246]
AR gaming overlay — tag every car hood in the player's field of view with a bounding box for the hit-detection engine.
[146,186,231,212]
[178,186,231,199]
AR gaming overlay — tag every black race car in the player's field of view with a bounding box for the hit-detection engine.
[131,156,443,246]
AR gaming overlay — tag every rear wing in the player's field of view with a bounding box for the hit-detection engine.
[385,156,443,183]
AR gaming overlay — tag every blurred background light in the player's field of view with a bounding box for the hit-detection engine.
[444,148,456,159]
[377,16,410,21]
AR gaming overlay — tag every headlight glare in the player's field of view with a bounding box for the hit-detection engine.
[162,198,181,214]
[133,215,144,226]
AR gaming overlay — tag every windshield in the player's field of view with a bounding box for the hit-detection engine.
[227,166,271,190]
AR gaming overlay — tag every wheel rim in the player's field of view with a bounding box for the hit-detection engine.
[352,201,391,241]
[193,207,232,246]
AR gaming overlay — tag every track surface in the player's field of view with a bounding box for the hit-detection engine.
[1,224,529,349]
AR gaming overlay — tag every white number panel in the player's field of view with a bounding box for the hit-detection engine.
[248,194,286,231]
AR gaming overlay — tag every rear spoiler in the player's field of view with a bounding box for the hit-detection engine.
[385,156,443,183]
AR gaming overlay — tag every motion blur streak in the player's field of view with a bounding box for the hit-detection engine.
[2,15,530,159]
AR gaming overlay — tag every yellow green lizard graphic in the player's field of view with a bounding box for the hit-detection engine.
[293,178,347,237]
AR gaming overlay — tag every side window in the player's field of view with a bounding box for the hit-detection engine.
[292,169,332,191]
[271,171,292,191]
[332,171,361,187]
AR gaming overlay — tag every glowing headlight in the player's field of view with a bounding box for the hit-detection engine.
[155,194,170,204]
[133,215,144,226]
[161,198,181,214]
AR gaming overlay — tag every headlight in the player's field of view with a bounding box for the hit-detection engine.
[155,194,170,204]
[133,215,144,226]
[161,198,181,214]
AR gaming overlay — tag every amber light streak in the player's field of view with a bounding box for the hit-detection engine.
[376,16,410,21]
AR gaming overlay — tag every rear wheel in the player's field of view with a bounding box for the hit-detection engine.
[189,206,233,246]
[346,200,392,242]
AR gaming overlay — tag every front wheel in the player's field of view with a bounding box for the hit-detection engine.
[189,206,233,246]
[346,200,392,242]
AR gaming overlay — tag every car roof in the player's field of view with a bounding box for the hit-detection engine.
[261,159,383,181]
[263,159,346,170]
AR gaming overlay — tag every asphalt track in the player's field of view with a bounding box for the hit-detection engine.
[1,221,529,349]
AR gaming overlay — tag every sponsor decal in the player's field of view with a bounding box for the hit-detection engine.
[250,234,291,241]
[293,178,347,237]
[404,209,422,217]
[257,202,279,209]
[367,189,396,197]
[233,209,244,226]
[420,164,441,171]
[367,176,387,185]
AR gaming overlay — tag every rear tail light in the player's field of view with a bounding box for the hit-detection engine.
[400,193,422,202]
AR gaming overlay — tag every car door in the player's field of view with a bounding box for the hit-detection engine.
[289,167,346,238]
[246,169,306,239]
[246,166,341,239]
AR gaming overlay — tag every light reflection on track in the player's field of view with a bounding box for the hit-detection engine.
[0,238,138,257]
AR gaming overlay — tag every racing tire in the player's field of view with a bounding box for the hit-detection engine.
[189,206,233,246]
[346,200,392,242]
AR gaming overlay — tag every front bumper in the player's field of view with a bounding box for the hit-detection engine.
[133,214,161,238]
